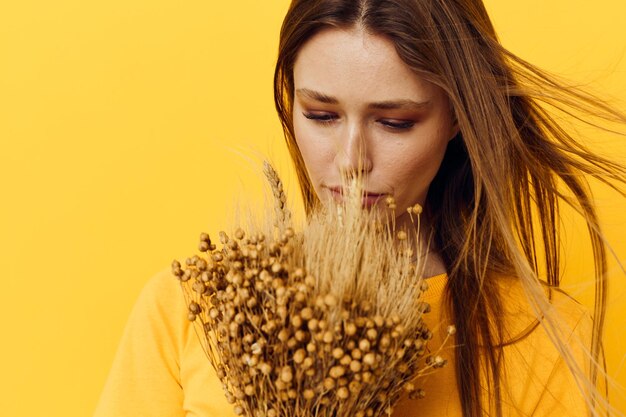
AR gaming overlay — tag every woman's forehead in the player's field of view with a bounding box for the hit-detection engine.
[293,27,439,105]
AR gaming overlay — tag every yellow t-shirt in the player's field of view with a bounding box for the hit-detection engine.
[93,268,593,417]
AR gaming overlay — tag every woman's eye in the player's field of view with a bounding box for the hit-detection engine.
[379,120,415,130]
[303,112,338,124]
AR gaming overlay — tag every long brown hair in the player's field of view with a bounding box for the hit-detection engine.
[274,1,626,416]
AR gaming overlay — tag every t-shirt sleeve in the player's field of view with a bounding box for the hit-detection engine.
[93,269,187,417]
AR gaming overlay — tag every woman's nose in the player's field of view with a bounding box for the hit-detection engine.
[334,122,373,178]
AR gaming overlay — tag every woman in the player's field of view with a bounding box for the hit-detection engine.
[94,1,626,416]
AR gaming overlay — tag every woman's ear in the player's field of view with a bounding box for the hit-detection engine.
[449,126,460,142]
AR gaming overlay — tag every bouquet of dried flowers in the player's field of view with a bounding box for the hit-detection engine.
[172,163,454,417]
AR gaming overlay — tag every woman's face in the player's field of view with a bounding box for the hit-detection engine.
[292,27,457,225]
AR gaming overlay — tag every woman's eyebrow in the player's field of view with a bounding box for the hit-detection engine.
[295,88,430,109]
[296,88,338,104]
[368,99,431,110]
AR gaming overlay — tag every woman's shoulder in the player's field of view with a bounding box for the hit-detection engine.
[489,272,594,416]
[139,267,182,302]
[121,267,190,349]
[129,267,192,323]
[490,272,591,343]
[492,272,590,318]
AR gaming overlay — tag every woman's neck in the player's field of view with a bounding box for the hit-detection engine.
[396,212,447,279]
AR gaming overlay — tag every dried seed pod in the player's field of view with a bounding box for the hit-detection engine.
[379,335,391,350]
[307,319,319,331]
[300,307,313,320]
[271,262,282,274]
[278,329,290,343]
[351,348,363,360]
[234,388,245,400]
[195,258,207,270]
[366,328,378,340]
[409,388,426,400]
[362,352,376,366]
[345,322,357,336]
[294,292,306,303]
[359,339,371,352]
[275,379,287,391]
[304,275,315,287]
[258,362,271,376]
[324,294,338,307]
[181,269,192,282]
[433,355,447,368]
[349,380,361,393]
[294,330,307,342]
[329,365,346,379]
[302,357,314,370]
[280,366,293,383]
[332,347,344,359]
[189,302,202,314]
[291,314,304,329]
[293,349,306,364]
[323,377,336,390]
[303,389,315,400]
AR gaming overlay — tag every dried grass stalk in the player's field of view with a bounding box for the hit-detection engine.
[172,163,454,417]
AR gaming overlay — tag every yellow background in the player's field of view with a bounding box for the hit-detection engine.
[0,1,624,416]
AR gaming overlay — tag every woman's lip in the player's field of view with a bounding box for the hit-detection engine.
[326,186,385,206]
[326,186,384,195]
[361,193,384,208]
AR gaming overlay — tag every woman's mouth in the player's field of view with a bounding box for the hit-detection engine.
[327,186,386,208]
